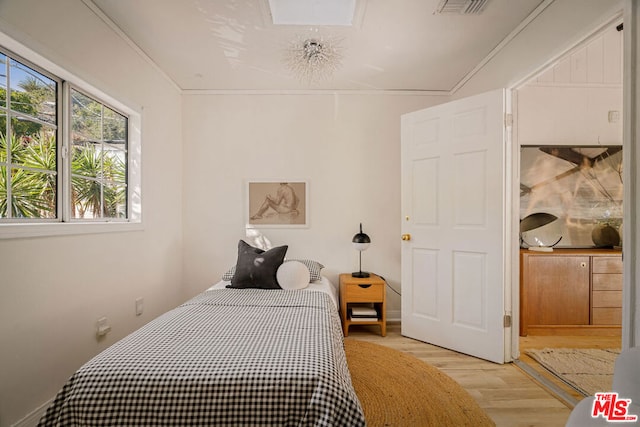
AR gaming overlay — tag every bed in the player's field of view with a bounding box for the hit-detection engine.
[38,244,365,426]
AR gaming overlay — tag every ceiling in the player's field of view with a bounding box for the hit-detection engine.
[90,0,547,92]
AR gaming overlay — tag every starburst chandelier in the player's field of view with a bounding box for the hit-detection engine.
[284,33,343,84]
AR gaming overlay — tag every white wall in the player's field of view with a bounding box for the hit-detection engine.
[0,1,184,426]
[181,93,441,318]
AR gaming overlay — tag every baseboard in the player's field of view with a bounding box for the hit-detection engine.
[10,399,51,427]
[387,310,400,322]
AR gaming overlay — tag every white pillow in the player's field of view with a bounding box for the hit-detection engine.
[277,261,310,290]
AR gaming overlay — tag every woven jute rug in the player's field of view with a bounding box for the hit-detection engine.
[344,339,494,427]
[526,348,620,396]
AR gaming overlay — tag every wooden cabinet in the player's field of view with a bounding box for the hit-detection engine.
[339,273,386,337]
[520,249,622,336]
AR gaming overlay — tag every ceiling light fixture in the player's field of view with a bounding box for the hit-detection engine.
[284,32,343,84]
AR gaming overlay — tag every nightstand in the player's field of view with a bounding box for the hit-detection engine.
[339,273,386,337]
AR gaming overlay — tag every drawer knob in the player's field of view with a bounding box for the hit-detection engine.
[358,284,372,288]
[402,233,411,241]
[580,262,587,268]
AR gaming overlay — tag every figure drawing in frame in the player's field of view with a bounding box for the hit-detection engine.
[248,182,306,226]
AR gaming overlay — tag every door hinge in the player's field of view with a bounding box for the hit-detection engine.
[503,314,512,328]
[504,113,513,127]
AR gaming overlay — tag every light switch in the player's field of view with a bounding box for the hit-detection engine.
[608,110,620,123]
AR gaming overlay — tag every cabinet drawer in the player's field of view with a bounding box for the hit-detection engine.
[592,273,623,291]
[344,283,384,301]
[592,308,622,325]
[592,290,622,308]
[592,256,623,274]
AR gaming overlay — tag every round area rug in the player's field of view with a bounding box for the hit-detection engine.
[344,339,495,427]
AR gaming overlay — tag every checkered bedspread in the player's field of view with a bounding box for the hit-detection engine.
[38,289,365,426]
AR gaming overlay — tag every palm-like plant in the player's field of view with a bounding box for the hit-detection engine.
[71,144,127,219]
[21,133,57,213]
[0,166,52,217]
[102,152,126,218]
[0,132,56,218]
[71,143,102,218]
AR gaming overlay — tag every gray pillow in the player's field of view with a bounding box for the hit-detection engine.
[227,240,288,289]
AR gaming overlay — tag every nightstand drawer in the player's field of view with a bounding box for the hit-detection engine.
[344,283,384,301]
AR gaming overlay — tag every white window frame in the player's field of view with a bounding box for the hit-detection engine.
[0,31,142,239]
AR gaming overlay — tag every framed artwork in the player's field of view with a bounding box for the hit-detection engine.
[246,181,308,228]
[520,146,623,248]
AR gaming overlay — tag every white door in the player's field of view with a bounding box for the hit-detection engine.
[400,89,511,364]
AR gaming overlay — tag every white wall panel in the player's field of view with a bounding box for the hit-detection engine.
[587,36,604,83]
[604,26,623,84]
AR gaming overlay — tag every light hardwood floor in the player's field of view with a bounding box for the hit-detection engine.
[345,323,601,427]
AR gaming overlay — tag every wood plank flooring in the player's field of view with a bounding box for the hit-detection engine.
[345,323,616,427]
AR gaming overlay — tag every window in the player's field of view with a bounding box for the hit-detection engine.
[0,37,141,238]
[71,88,128,220]
[0,52,59,219]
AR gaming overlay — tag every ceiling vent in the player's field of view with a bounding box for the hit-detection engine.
[434,0,490,15]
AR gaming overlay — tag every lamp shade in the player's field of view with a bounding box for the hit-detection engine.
[352,223,370,251]
[520,212,562,250]
[520,212,558,233]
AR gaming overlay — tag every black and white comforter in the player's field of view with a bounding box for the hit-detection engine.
[38,289,365,426]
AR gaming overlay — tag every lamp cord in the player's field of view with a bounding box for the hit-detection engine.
[376,274,401,296]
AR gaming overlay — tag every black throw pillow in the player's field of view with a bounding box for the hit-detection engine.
[227,240,288,289]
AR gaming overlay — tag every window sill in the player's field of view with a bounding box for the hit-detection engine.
[0,221,143,240]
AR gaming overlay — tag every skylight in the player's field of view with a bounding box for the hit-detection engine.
[268,0,357,26]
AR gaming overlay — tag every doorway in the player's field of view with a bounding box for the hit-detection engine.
[514,20,623,404]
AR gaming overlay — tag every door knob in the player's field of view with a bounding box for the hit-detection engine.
[401,234,411,241]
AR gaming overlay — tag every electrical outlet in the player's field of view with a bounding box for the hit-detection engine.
[135,297,144,316]
[96,317,111,337]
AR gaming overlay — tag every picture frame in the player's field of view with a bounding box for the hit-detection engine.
[520,145,623,248]
[246,181,309,228]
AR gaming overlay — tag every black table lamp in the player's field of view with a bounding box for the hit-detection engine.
[520,212,562,251]
[352,223,371,278]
